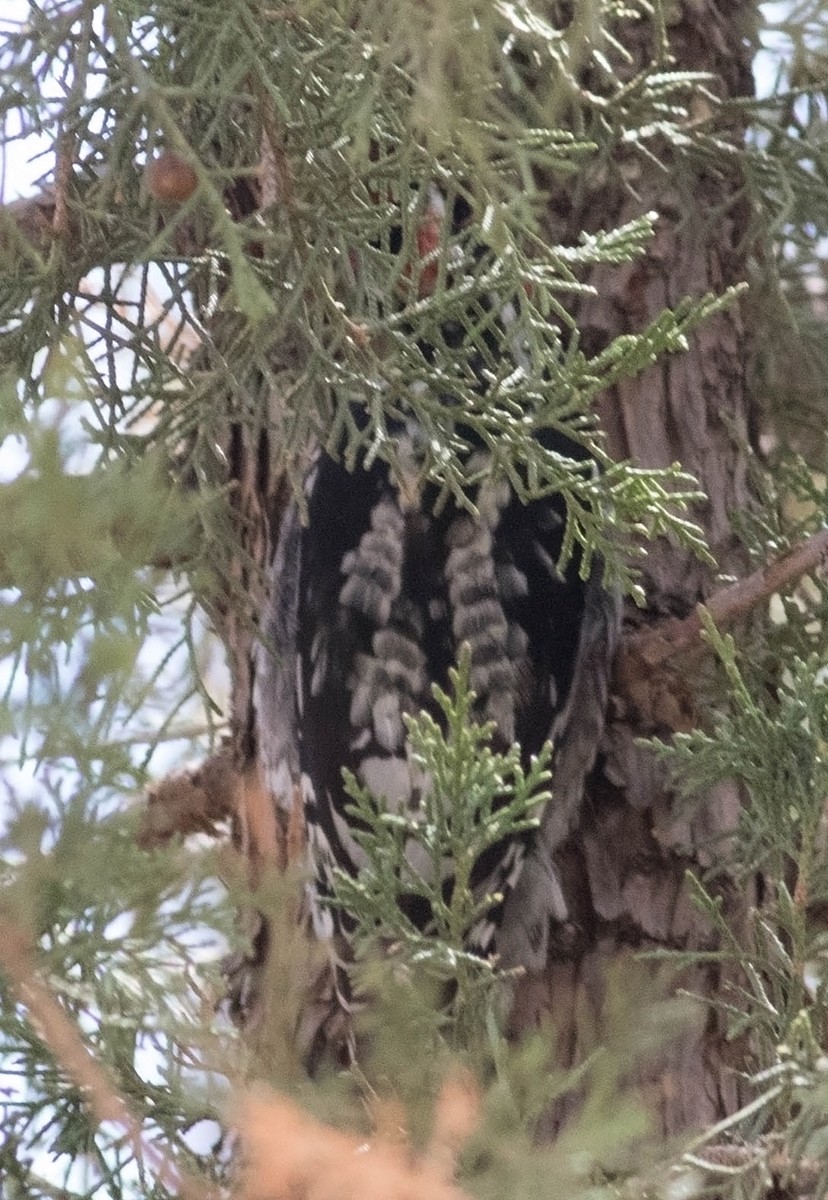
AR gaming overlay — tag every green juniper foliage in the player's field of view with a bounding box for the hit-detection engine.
[0,794,238,1196]
[0,0,734,600]
[333,646,552,1046]
[648,604,828,1188]
[1,0,828,1198]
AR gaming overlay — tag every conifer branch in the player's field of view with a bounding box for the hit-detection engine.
[0,922,215,1200]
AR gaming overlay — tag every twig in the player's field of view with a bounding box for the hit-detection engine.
[53,134,74,238]
[624,526,828,668]
[0,922,216,1200]
[684,1139,826,1198]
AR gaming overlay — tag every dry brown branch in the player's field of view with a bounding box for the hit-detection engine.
[614,527,828,730]
[53,134,74,238]
[0,921,215,1200]
[626,527,828,668]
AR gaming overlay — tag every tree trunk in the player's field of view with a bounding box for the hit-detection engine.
[508,0,759,1135]
[221,0,761,1137]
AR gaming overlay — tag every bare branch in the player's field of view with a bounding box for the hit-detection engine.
[613,527,828,731]
[624,527,828,668]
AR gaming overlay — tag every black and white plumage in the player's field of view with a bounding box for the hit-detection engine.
[257,455,617,972]
[254,200,619,1008]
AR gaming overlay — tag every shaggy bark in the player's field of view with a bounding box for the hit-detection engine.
[508,0,759,1135]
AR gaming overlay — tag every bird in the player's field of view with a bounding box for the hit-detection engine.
[250,187,620,1059]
